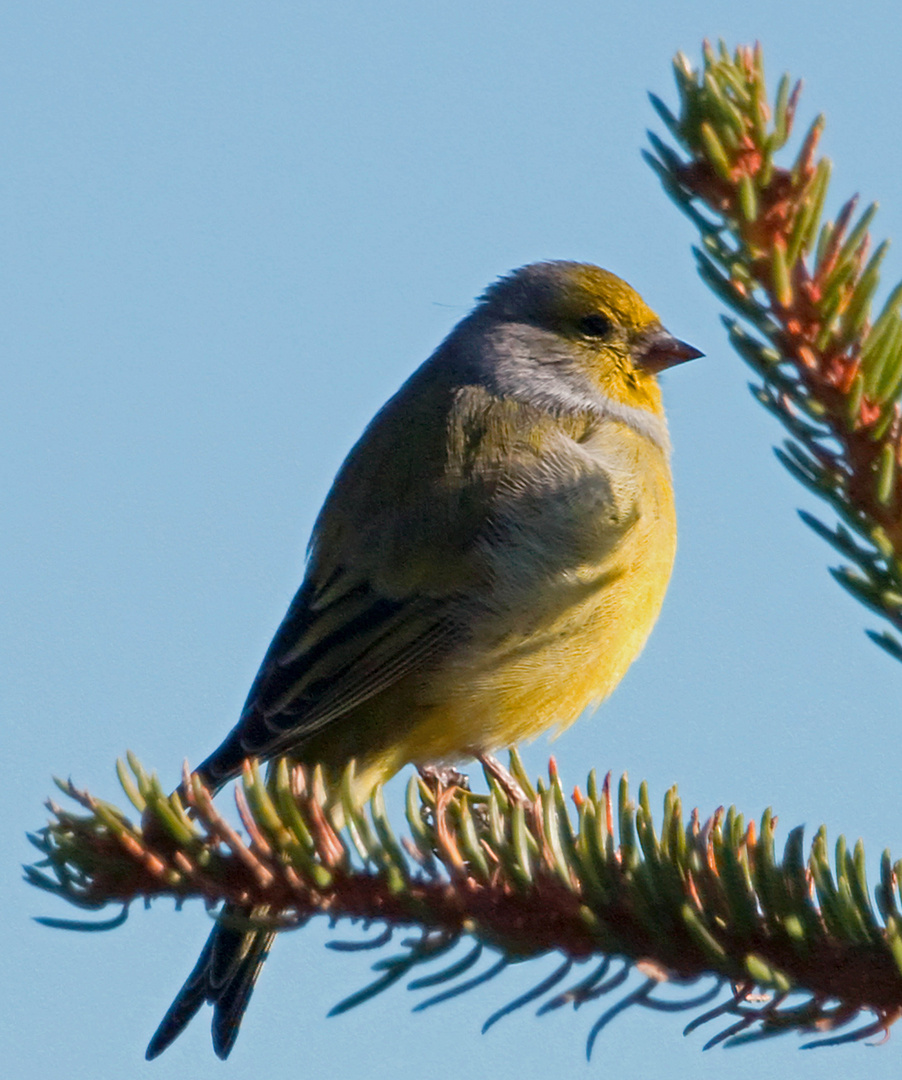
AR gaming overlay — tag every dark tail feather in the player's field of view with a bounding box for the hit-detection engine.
[145,924,218,1059]
[146,906,275,1061]
[210,924,275,1059]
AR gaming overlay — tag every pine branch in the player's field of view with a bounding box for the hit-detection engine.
[25,753,902,1052]
[646,41,902,660]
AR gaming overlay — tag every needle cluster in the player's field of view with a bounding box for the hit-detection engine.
[25,751,902,1050]
[646,41,902,658]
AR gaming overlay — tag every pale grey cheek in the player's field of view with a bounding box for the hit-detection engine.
[471,325,672,456]
[481,343,601,417]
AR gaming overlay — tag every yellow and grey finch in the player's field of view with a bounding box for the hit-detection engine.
[146,261,701,1059]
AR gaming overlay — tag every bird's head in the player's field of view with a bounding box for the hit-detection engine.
[475,261,702,417]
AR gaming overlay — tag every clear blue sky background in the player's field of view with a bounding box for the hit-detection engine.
[6,3,902,1078]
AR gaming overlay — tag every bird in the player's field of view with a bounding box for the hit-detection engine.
[145,260,701,1059]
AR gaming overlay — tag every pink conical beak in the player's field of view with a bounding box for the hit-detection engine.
[635,324,704,373]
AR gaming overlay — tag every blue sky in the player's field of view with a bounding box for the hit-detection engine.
[6,3,902,1078]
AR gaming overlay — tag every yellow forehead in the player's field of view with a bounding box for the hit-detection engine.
[563,265,659,328]
[479,261,660,334]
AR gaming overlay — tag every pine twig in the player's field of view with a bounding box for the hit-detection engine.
[25,752,902,1052]
[647,41,902,658]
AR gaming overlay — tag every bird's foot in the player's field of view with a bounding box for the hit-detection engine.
[417,763,471,792]
[477,754,530,805]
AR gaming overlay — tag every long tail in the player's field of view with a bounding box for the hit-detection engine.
[146,906,275,1060]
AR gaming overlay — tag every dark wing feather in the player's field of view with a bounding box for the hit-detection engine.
[190,366,539,792]
[193,571,463,791]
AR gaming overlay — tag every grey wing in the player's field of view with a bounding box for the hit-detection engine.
[189,374,548,792]
[192,570,464,791]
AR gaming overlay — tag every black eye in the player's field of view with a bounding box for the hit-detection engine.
[577,313,613,338]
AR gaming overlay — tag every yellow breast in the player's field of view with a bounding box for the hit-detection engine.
[386,418,676,769]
